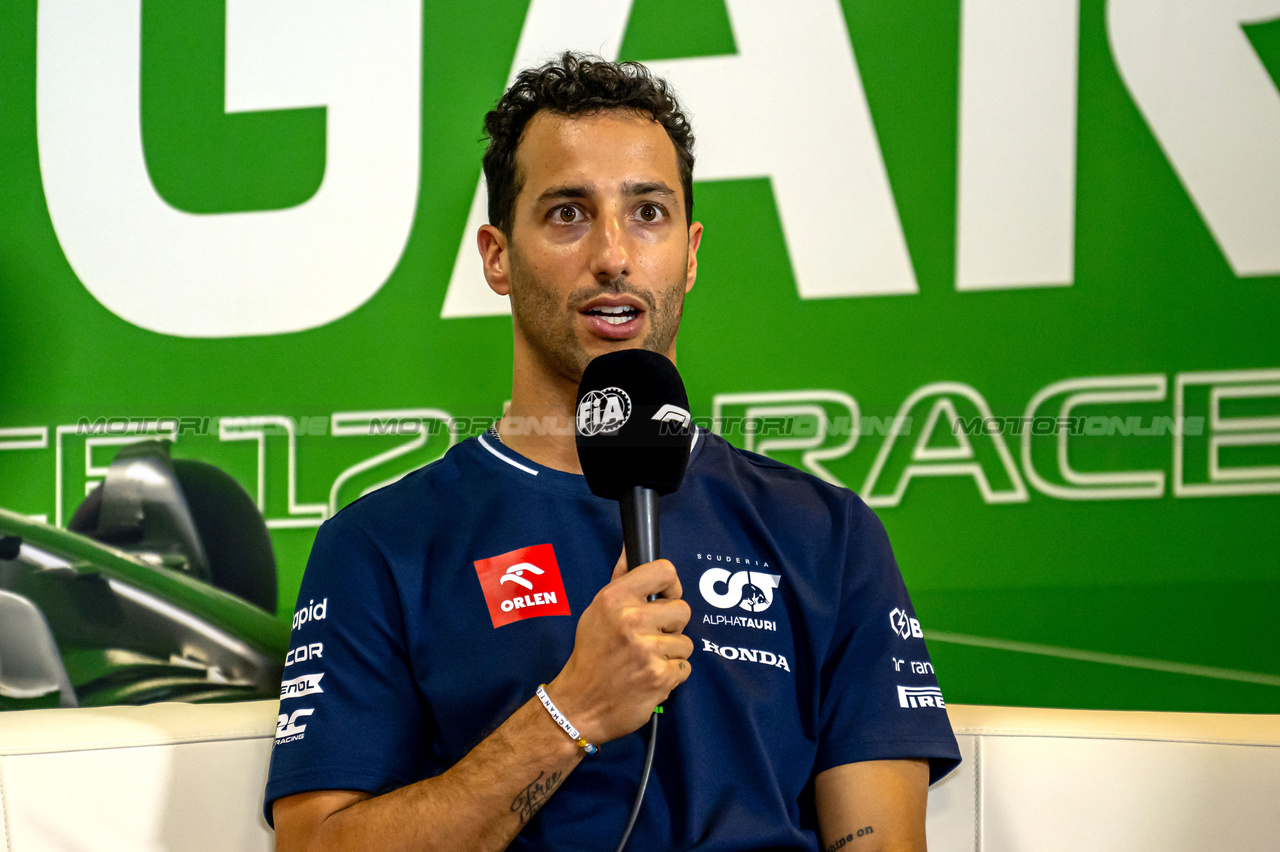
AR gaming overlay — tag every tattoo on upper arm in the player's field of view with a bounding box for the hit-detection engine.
[510,770,564,825]
[825,825,874,852]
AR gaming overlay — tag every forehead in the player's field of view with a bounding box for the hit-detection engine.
[514,110,682,200]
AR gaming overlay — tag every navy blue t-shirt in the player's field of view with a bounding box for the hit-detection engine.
[265,430,960,849]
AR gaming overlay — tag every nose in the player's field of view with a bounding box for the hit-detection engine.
[589,209,629,283]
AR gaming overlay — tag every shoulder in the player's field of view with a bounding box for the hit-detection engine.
[319,437,477,538]
[688,431,895,562]
[691,430,873,523]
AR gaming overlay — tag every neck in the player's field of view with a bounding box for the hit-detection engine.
[496,353,583,474]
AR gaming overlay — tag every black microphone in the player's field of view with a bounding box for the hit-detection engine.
[575,349,694,569]
[576,350,692,850]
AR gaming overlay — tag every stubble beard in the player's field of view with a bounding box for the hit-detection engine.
[508,249,688,385]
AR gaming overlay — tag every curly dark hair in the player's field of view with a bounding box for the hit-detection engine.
[482,52,695,236]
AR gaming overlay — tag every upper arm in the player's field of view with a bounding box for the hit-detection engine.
[273,790,372,852]
[815,499,960,782]
[814,759,929,852]
[264,516,428,823]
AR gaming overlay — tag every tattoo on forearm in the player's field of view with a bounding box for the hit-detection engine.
[510,770,564,825]
[825,826,874,851]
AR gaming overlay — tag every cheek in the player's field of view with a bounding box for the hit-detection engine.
[527,245,583,282]
[641,243,688,281]
[511,246,554,284]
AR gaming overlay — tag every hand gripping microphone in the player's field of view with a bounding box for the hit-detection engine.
[575,349,694,568]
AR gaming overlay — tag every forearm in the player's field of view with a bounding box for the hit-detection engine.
[278,697,584,852]
[275,557,691,852]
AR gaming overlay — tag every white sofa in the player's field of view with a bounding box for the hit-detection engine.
[1,701,1277,850]
[0,701,276,852]
[929,704,1280,852]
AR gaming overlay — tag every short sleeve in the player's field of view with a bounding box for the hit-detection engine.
[263,515,429,825]
[815,498,961,784]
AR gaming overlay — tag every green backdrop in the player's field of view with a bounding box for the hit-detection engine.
[2,0,1278,713]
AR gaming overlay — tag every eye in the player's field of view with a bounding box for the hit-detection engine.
[553,205,581,224]
[637,203,664,223]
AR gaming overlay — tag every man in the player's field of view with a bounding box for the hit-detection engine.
[267,53,959,851]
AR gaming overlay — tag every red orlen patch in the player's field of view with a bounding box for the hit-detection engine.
[473,543,571,628]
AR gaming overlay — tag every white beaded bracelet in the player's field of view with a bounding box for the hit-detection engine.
[535,684,598,755]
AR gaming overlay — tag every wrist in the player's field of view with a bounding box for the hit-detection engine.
[513,693,584,767]
[543,674,603,746]
[535,684,598,755]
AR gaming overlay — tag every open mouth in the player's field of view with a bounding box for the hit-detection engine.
[582,305,641,325]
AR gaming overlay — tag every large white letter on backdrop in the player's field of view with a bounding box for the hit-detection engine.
[440,0,635,318]
[956,0,1080,290]
[1109,0,1280,277]
[441,0,915,318]
[37,0,421,338]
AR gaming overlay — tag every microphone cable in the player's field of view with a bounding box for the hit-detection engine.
[613,710,658,852]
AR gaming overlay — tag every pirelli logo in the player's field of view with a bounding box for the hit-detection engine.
[897,685,946,709]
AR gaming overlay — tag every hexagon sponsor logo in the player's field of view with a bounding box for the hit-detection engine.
[699,568,783,613]
[889,607,923,639]
[576,387,631,435]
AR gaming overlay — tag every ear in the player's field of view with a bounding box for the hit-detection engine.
[478,224,511,296]
[684,221,703,294]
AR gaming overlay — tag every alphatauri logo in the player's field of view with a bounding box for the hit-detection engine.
[699,568,783,613]
[576,387,631,435]
[473,544,571,628]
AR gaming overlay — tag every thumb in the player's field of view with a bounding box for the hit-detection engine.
[611,548,628,581]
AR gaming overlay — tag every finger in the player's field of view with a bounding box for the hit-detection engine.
[611,549,628,581]
[648,658,692,701]
[643,598,692,635]
[667,657,692,687]
[613,558,682,601]
[655,559,683,601]
[649,632,694,661]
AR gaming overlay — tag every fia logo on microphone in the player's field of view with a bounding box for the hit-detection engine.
[577,387,631,435]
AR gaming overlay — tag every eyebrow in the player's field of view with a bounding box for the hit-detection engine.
[532,181,677,207]
[533,185,590,206]
[622,181,677,199]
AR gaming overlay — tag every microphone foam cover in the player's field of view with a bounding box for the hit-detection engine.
[575,349,693,500]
